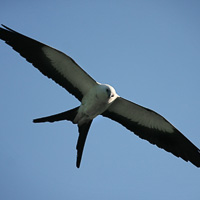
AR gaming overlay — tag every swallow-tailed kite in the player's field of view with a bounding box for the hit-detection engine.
[0,25,200,168]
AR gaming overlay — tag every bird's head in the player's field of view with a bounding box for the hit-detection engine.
[97,84,118,103]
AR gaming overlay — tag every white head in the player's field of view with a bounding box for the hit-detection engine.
[96,83,118,103]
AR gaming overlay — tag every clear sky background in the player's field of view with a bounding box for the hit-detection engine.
[0,1,200,199]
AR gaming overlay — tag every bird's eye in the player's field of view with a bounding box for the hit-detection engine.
[106,88,111,97]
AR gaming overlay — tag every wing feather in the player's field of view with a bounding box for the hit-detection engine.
[103,97,200,167]
[0,25,97,101]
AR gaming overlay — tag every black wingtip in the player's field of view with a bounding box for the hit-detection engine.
[1,24,14,32]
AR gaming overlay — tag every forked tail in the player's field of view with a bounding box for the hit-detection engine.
[33,106,93,168]
[33,107,79,123]
[76,121,92,168]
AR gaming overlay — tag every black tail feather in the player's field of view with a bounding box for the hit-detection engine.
[33,106,92,168]
[76,120,93,168]
[33,107,79,123]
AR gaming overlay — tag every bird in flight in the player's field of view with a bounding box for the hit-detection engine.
[0,25,200,168]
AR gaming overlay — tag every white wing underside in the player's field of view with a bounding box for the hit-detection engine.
[42,46,97,98]
[106,97,174,133]
[0,25,97,101]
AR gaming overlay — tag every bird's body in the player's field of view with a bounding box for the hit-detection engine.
[0,25,200,168]
[74,84,118,125]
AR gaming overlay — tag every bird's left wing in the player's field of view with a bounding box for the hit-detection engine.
[0,25,97,101]
[102,97,200,167]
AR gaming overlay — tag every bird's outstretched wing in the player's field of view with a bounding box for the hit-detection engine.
[102,97,200,167]
[0,25,97,101]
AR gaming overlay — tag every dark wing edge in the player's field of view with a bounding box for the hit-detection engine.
[102,97,200,167]
[0,25,97,101]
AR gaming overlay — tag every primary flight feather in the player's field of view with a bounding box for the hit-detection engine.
[0,25,200,168]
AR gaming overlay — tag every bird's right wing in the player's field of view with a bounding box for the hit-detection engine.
[102,97,200,167]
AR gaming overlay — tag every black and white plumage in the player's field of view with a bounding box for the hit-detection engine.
[0,25,200,168]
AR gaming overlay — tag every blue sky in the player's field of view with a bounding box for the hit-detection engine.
[1,1,200,199]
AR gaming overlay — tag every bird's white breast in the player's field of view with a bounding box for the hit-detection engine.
[74,84,118,125]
